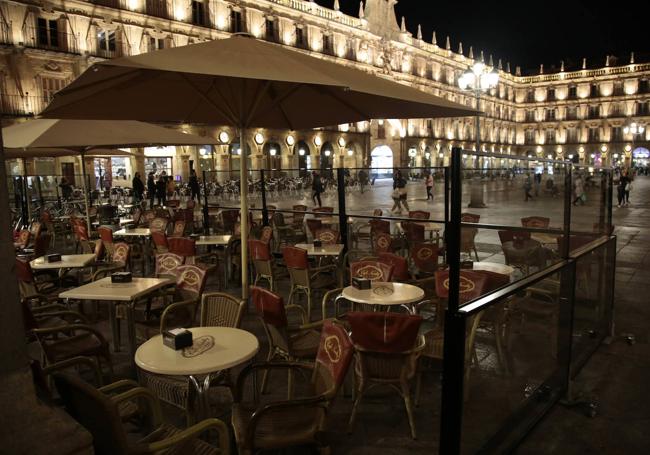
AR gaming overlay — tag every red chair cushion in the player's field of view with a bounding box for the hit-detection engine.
[251,286,287,328]
[316,321,354,387]
[434,270,490,304]
[348,312,422,353]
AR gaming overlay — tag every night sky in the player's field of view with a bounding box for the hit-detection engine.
[316,0,649,74]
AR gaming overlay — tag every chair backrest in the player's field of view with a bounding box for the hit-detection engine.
[498,230,532,244]
[131,208,142,225]
[314,321,354,392]
[372,232,393,254]
[251,286,287,329]
[15,258,35,291]
[150,217,169,233]
[434,270,490,304]
[348,312,423,353]
[259,226,273,244]
[521,216,551,228]
[175,265,207,300]
[73,224,89,241]
[315,228,340,245]
[461,213,481,223]
[200,292,245,328]
[350,260,394,282]
[30,221,43,237]
[112,243,130,265]
[168,237,196,258]
[53,373,130,455]
[249,239,271,261]
[372,209,383,217]
[410,243,439,274]
[171,220,186,237]
[369,219,390,235]
[377,252,410,281]
[93,239,106,260]
[155,253,184,277]
[292,205,308,223]
[186,200,196,209]
[408,210,430,220]
[33,233,51,257]
[142,210,155,224]
[402,221,425,243]
[167,199,180,208]
[97,226,113,244]
[305,219,323,237]
[477,270,511,292]
[221,210,239,233]
[282,246,309,269]
[16,230,31,248]
[151,231,169,251]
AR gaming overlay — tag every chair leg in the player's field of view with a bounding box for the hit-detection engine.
[347,379,365,434]
[414,367,422,407]
[400,381,417,439]
[287,368,293,400]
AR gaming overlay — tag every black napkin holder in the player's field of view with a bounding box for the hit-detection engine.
[352,277,371,290]
[111,272,132,283]
[163,329,193,350]
[46,253,62,263]
[460,260,474,269]
[313,240,322,248]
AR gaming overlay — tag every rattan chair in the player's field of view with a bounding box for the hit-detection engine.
[249,239,276,291]
[347,312,425,439]
[54,372,230,455]
[231,320,353,455]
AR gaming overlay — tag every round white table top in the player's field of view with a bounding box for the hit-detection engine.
[115,228,151,237]
[135,327,259,376]
[472,262,516,276]
[342,282,425,306]
[294,243,344,256]
[194,235,232,246]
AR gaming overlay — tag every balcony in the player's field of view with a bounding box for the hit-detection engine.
[22,25,80,54]
[0,94,49,117]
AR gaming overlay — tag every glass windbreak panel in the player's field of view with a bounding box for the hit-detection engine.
[459,272,571,453]
[570,166,612,239]
[570,239,615,375]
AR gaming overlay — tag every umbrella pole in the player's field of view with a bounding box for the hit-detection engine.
[80,151,92,233]
[22,158,31,225]
[239,127,249,300]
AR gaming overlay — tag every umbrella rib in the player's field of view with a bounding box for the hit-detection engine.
[318,86,371,120]
[246,83,304,127]
[244,80,272,127]
[180,74,238,125]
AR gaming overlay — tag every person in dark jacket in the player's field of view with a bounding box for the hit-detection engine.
[311,171,323,207]
[147,172,156,208]
[59,177,73,200]
[155,174,166,207]
[132,172,144,203]
[189,170,200,201]
[391,169,409,214]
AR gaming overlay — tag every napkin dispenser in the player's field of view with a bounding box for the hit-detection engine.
[352,277,371,290]
[111,272,132,283]
[163,329,193,350]
[46,253,62,263]
[460,260,474,269]
[313,239,322,248]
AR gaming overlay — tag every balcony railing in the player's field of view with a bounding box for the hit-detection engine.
[21,25,80,54]
[0,94,49,117]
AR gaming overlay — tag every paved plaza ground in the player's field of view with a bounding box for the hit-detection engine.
[49,173,650,454]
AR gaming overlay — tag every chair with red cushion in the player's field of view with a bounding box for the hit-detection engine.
[282,246,336,321]
[154,253,184,278]
[408,210,430,220]
[250,286,323,394]
[372,231,394,254]
[521,216,551,228]
[349,260,394,283]
[97,226,115,257]
[410,243,440,277]
[347,311,424,439]
[170,220,186,237]
[378,252,410,282]
[313,207,334,217]
[315,228,340,245]
[249,239,276,291]
[498,230,532,244]
[305,219,323,240]
[149,217,169,234]
[151,231,169,254]
[231,319,353,454]
[461,213,481,223]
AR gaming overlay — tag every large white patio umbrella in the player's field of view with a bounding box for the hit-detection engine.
[3,119,219,230]
[39,34,477,298]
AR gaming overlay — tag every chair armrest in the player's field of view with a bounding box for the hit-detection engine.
[296,319,327,331]
[159,299,196,333]
[29,302,70,313]
[144,418,230,454]
[285,304,308,325]
[41,356,103,386]
[311,264,337,276]
[234,362,314,402]
[32,310,90,325]
[99,379,141,395]
[31,323,109,346]
[111,386,163,428]
[321,288,343,320]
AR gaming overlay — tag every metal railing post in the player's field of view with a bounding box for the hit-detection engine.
[202,170,209,233]
[439,146,464,455]
[54,177,61,209]
[36,176,44,209]
[260,169,269,226]
[444,166,450,224]
[336,167,348,253]
[562,165,573,259]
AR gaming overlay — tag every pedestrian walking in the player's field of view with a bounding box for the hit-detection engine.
[59,177,73,200]
[523,173,534,201]
[391,169,409,214]
[534,172,542,197]
[573,174,586,205]
[425,171,434,201]
[189,169,200,201]
[132,172,144,203]
[311,171,323,207]
[147,172,156,208]
[358,169,368,194]
[155,174,167,206]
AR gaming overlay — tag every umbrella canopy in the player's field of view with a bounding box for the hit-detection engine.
[41,35,476,127]
[2,119,217,149]
[3,147,137,160]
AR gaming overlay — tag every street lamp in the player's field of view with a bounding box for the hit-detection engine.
[624,121,645,165]
[458,62,500,153]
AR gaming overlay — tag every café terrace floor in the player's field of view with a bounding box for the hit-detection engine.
[32,175,650,454]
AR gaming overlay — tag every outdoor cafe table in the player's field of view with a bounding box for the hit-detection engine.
[294,243,345,257]
[194,235,232,246]
[135,326,259,422]
[59,277,173,360]
[114,228,151,237]
[340,282,425,313]
[397,221,444,245]
[30,253,96,271]
[530,232,560,246]
[472,262,516,278]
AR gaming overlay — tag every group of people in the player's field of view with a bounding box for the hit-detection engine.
[616,169,633,207]
[132,169,201,208]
